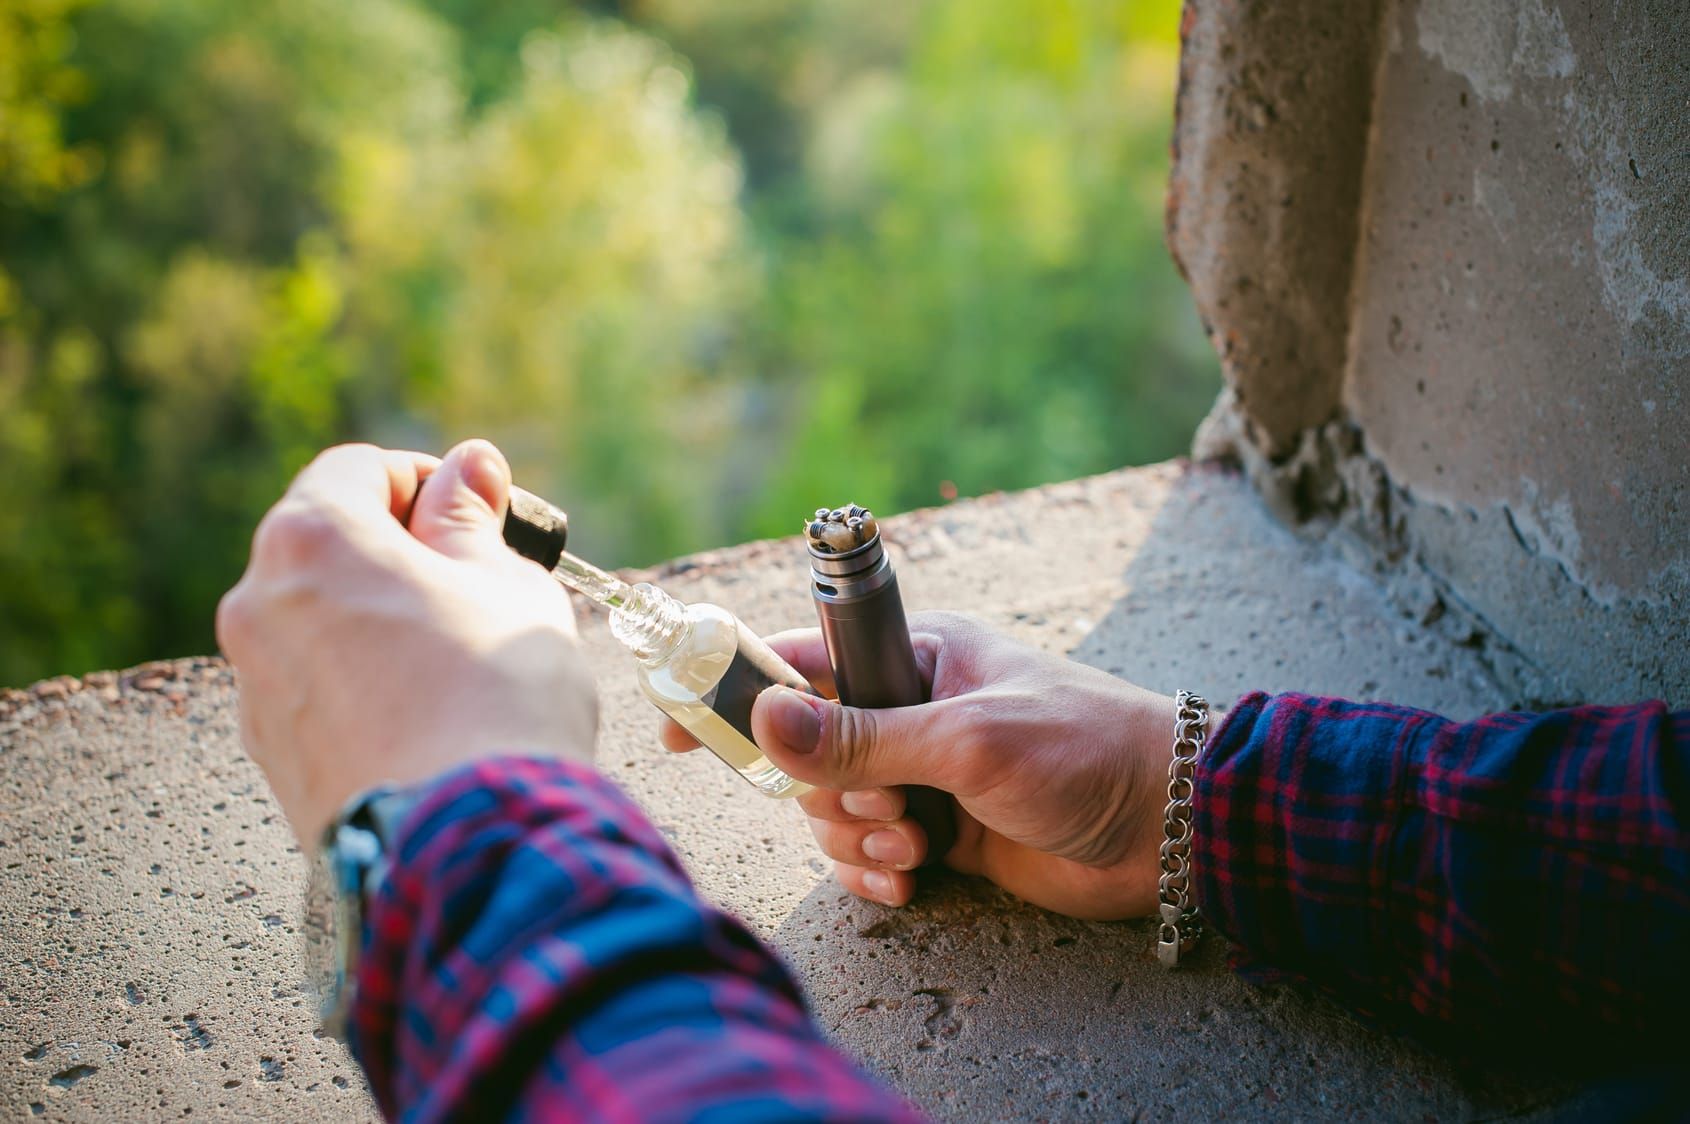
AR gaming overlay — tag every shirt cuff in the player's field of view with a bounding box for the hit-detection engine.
[344,755,698,1111]
[1189,692,1436,1011]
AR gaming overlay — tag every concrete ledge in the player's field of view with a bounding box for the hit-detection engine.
[1170,0,1689,706]
[2,463,1566,1119]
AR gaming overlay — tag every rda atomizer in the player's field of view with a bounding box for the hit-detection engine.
[806,505,958,864]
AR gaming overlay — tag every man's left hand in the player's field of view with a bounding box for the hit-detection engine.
[217,439,597,849]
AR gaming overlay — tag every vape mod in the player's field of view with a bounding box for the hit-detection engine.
[806,505,958,864]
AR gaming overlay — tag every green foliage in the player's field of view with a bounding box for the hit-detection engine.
[0,0,1217,685]
[343,22,754,562]
[738,0,1212,534]
[0,0,452,680]
[0,0,98,201]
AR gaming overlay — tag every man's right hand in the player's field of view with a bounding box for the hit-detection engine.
[662,613,1181,919]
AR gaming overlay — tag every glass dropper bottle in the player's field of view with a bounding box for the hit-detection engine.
[494,488,811,799]
[552,551,812,799]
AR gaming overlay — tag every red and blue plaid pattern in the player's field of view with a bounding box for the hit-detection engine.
[349,756,922,1122]
[1194,692,1690,1042]
[346,694,1688,1119]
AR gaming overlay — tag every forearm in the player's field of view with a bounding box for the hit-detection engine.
[1193,693,1690,1038]
[348,756,921,1122]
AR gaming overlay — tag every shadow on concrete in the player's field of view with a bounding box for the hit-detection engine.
[1070,463,1507,718]
[768,465,1558,1120]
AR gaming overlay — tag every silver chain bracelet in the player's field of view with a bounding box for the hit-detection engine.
[1157,691,1208,967]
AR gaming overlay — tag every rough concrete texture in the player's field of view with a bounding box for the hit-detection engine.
[1342,0,1689,705]
[1166,0,1385,456]
[3,464,1583,1120]
[1172,0,1688,707]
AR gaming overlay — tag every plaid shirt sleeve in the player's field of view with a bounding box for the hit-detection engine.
[346,755,924,1123]
[1192,692,1690,1036]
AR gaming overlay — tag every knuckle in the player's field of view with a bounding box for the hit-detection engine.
[946,695,994,737]
[253,502,345,568]
[907,611,991,681]
[828,705,880,778]
[808,820,861,866]
[909,610,979,638]
[796,787,837,820]
[309,442,381,471]
[943,698,999,767]
[214,587,249,654]
[293,443,385,498]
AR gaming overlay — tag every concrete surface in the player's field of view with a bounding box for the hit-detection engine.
[1171,0,1688,707]
[2,463,1582,1121]
[1167,0,1383,457]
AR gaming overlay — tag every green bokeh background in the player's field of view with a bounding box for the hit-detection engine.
[0,0,1218,685]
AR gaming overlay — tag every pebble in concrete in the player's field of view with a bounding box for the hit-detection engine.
[2,463,1567,1119]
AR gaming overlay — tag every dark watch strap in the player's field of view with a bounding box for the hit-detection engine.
[345,786,422,855]
[310,785,423,1039]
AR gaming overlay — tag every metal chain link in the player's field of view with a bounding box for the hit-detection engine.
[1157,691,1208,967]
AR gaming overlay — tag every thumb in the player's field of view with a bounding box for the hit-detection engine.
[752,686,953,791]
[409,438,512,561]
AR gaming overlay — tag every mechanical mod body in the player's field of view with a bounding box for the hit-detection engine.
[807,506,958,865]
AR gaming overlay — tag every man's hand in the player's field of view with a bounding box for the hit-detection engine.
[662,613,1176,920]
[217,440,597,850]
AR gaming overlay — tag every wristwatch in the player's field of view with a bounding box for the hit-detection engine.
[302,786,420,1040]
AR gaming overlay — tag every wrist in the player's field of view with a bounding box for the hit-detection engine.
[1120,690,1181,915]
[305,782,426,1039]
[287,725,596,855]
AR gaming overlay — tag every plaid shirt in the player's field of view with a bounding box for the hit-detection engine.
[348,756,923,1123]
[350,696,1688,1119]
[1193,693,1690,1043]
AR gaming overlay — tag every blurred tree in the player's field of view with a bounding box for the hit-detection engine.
[412,0,572,109]
[0,0,454,681]
[739,0,1213,536]
[629,0,917,190]
[0,0,1216,685]
[0,0,96,201]
[341,21,754,563]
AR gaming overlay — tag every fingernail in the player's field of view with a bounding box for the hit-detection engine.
[863,829,914,868]
[862,870,896,904]
[764,688,821,754]
[841,789,897,821]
